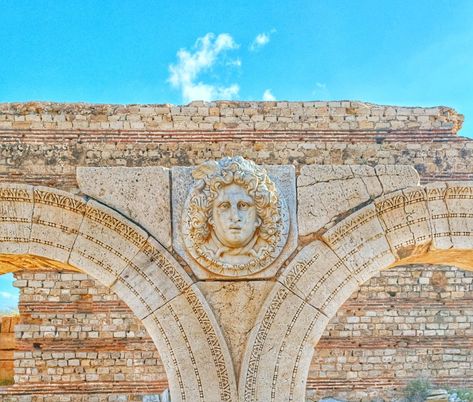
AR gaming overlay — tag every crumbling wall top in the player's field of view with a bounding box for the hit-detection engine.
[0,100,464,133]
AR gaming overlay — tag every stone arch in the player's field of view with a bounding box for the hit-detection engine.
[240,182,473,402]
[0,183,237,402]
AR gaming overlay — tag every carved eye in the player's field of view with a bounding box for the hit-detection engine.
[238,201,249,209]
[219,202,230,210]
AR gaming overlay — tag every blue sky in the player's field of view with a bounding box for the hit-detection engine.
[0,1,472,132]
[0,273,19,313]
[1,1,473,308]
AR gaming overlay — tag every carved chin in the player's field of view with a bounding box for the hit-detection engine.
[219,253,253,265]
[215,232,255,248]
[203,231,260,265]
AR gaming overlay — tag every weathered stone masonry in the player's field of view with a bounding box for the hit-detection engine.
[5,265,473,401]
[0,100,472,401]
[0,101,469,192]
[308,265,473,401]
[7,271,167,400]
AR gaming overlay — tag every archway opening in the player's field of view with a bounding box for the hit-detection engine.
[0,256,169,400]
[306,263,473,401]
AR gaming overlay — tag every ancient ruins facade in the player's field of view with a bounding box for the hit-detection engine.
[0,101,472,401]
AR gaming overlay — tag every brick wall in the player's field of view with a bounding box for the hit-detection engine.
[2,267,472,401]
[306,265,473,401]
[0,102,470,193]
[0,315,19,384]
[0,271,167,401]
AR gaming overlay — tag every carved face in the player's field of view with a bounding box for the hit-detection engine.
[211,183,261,248]
[183,156,289,277]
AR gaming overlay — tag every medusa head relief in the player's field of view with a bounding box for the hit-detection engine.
[182,156,290,277]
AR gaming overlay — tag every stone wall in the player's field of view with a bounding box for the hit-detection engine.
[3,266,473,401]
[0,101,463,131]
[4,140,473,191]
[0,101,472,401]
[0,271,167,401]
[307,265,473,401]
[0,101,470,193]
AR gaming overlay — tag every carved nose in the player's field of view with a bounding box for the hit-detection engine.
[230,206,240,222]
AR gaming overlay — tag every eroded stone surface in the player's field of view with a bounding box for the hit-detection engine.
[69,199,149,287]
[29,187,86,263]
[374,165,420,193]
[77,167,171,248]
[197,280,273,376]
[0,183,34,255]
[298,164,419,236]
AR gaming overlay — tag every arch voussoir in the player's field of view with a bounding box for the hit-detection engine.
[444,182,473,249]
[322,203,397,284]
[29,186,87,264]
[280,241,358,318]
[373,186,433,260]
[68,198,150,287]
[110,236,193,320]
[144,284,237,402]
[425,182,452,249]
[0,183,237,402]
[240,280,327,402]
[0,183,34,256]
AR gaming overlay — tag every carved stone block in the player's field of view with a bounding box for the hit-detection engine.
[172,157,297,279]
[425,182,452,249]
[0,183,34,255]
[374,187,432,260]
[29,187,86,263]
[297,164,419,236]
[69,199,148,286]
[77,166,171,248]
[322,204,396,284]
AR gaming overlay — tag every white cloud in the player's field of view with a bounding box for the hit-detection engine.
[250,33,270,51]
[227,58,242,67]
[0,291,13,299]
[249,29,275,51]
[169,33,240,103]
[262,89,276,101]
